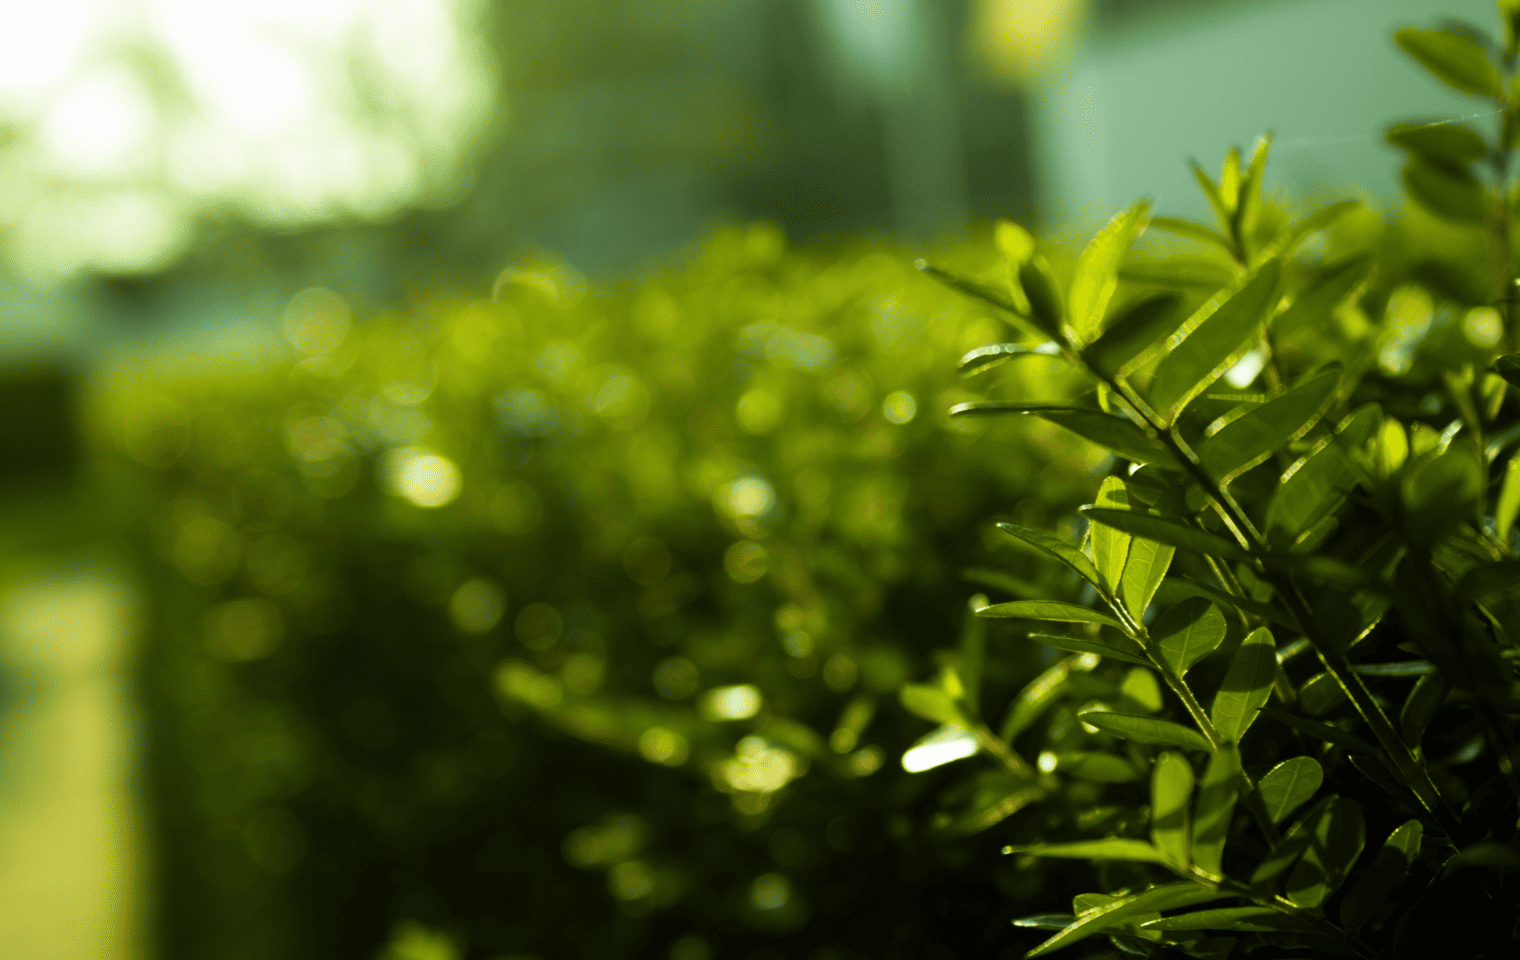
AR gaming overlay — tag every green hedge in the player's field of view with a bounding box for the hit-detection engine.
[96,225,1109,960]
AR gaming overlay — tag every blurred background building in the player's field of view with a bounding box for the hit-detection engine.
[0,0,1499,957]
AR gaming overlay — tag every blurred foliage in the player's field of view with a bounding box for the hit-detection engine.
[93,224,1113,960]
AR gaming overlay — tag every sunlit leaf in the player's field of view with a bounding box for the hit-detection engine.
[1497,455,1520,544]
[1070,200,1152,342]
[1080,293,1185,377]
[1257,756,1323,824]
[1151,598,1227,678]
[1120,257,1237,289]
[1151,751,1195,867]
[901,724,980,772]
[995,219,1036,263]
[979,600,1125,629]
[1285,796,1365,908]
[1209,627,1276,743]
[996,521,1107,597]
[1395,27,1503,97]
[1082,508,1247,560]
[1148,262,1283,421]
[1018,256,1067,341]
[1078,710,1213,752]
[1192,744,1240,878]
[1298,671,1347,716]
[958,341,1063,376]
[1005,838,1165,863]
[1142,906,1310,933]
[1027,883,1232,958]
[1403,157,1488,223]
[1118,487,1185,620]
[1091,478,1132,596]
[1029,633,1150,667]
[899,684,969,728]
[1340,820,1422,935]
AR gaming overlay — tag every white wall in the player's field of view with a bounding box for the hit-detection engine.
[1034,0,1499,231]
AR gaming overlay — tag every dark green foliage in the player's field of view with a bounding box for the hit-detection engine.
[909,6,1520,957]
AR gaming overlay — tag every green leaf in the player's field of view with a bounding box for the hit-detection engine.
[946,783,1044,834]
[1497,354,1520,390]
[1192,744,1241,878]
[959,595,987,716]
[1018,256,1067,340]
[1265,403,1381,546]
[1142,906,1310,933]
[1091,478,1132,596]
[1209,627,1276,743]
[1078,710,1213,752]
[1339,820,1422,935]
[1151,598,1227,678]
[1082,508,1248,561]
[899,684,969,728]
[958,341,1063,376]
[1199,368,1342,484]
[1274,255,1374,344]
[1120,257,1236,289]
[1167,577,1297,630]
[1497,455,1520,544]
[1027,883,1232,958]
[1398,673,1450,747]
[916,260,1029,321]
[1151,751,1195,867]
[1119,532,1176,622]
[1054,751,1143,782]
[948,403,1177,466]
[1119,667,1163,713]
[1250,796,1335,891]
[1395,27,1503,97]
[1029,634,1150,667]
[1191,160,1234,234]
[1235,134,1271,239]
[1298,672,1347,716]
[1070,200,1152,342]
[1385,120,1489,168]
[1081,293,1185,377]
[1285,796,1365,908]
[1005,838,1165,863]
[1000,661,1073,742]
[1279,200,1360,256]
[1260,707,1378,756]
[1403,157,1488,223]
[1148,262,1283,421]
[1149,217,1232,255]
[979,600,1125,630]
[997,522,1107,597]
[995,219,1037,263]
[1257,756,1323,824]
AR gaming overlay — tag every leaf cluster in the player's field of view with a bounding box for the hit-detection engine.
[907,8,1520,957]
